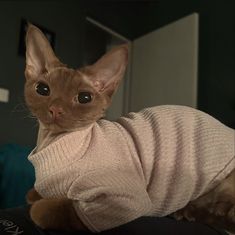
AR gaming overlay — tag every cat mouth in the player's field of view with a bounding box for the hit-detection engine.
[43,121,66,133]
[41,118,62,129]
[47,119,63,128]
[42,114,63,125]
[42,118,75,132]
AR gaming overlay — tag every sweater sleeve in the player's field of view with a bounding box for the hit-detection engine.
[67,169,152,232]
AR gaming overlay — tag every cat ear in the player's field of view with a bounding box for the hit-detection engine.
[88,44,129,97]
[25,24,63,78]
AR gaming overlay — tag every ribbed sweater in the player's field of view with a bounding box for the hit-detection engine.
[28,105,235,232]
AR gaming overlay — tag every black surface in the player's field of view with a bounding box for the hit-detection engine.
[0,206,228,235]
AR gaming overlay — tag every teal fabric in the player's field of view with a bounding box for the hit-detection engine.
[0,144,35,208]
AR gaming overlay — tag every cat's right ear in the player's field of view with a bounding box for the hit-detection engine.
[85,44,129,98]
[25,24,63,79]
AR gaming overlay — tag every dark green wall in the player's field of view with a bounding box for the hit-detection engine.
[197,1,235,128]
[155,0,235,128]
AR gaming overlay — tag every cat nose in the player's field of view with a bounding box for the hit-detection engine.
[49,106,64,119]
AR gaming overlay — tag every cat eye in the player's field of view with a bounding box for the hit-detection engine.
[35,82,50,96]
[76,92,92,104]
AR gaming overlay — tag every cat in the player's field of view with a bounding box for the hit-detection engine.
[24,24,235,233]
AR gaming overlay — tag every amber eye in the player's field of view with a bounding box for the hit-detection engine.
[35,82,50,96]
[77,92,92,104]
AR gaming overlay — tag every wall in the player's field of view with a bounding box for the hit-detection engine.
[84,1,159,40]
[130,14,198,111]
[0,1,86,147]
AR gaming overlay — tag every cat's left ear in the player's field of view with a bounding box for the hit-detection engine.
[87,44,129,98]
[25,24,64,79]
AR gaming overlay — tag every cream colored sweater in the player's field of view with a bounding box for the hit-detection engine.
[28,105,235,232]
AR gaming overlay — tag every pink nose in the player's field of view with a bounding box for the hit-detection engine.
[49,106,64,119]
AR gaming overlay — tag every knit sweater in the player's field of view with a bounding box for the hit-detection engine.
[28,105,235,232]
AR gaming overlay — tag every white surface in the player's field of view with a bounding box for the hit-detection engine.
[0,87,9,103]
[130,13,199,111]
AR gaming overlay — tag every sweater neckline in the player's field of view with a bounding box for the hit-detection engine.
[28,124,94,179]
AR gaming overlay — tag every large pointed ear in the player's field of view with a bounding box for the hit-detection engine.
[86,44,129,98]
[25,24,64,79]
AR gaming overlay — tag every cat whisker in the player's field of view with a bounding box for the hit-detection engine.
[12,102,38,122]
[11,102,29,113]
[26,114,37,120]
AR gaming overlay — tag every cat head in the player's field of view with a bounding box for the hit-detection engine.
[24,24,128,134]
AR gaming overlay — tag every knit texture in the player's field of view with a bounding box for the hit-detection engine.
[28,105,235,232]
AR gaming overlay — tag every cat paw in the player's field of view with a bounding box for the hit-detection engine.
[30,198,86,231]
[173,204,196,222]
[209,201,233,217]
[26,188,42,205]
[30,198,74,229]
[227,206,235,223]
[30,199,53,229]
